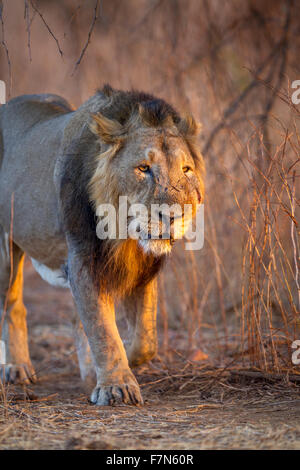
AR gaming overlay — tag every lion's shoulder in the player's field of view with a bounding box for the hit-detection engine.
[0,94,74,149]
[6,93,73,113]
[1,94,73,132]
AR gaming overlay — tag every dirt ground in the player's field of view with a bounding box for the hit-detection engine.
[0,259,299,450]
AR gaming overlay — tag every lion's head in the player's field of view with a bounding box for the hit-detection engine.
[88,85,205,258]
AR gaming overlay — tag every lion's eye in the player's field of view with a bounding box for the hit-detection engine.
[137,164,150,172]
[182,166,192,173]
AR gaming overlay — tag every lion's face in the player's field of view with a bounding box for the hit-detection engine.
[89,91,205,257]
[113,127,202,256]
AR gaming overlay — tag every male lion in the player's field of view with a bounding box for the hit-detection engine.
[0,85,204,405]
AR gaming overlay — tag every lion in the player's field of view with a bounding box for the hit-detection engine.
[0,85,204,405]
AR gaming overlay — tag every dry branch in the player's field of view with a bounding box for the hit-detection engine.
[202,0,293,156]
[72,0,100,75]
[0,0,11,95]
[30,0,63,57]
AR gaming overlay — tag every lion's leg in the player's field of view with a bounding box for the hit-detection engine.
[0,226,36,384]
[124,278,158,368]
[68,251,143,406]
[72,305,95,383]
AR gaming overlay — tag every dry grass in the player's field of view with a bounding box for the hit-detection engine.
[1,355,300,450]
[0,264,299,450]
[163,118,300,374]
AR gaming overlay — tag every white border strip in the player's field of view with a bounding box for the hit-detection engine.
[0,80,6,104]
[0,340,6,365]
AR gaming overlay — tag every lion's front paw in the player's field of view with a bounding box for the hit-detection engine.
[90,372,143,406]
[0,363,37,385]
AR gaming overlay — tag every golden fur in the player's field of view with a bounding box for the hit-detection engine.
[85,89,205,298]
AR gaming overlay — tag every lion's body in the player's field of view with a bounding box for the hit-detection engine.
[0,86,204,405]
[0,94,72,269]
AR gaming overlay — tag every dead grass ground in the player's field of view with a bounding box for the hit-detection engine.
[0,260,299,450]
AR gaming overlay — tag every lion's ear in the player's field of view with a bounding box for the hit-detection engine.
[90,112,124,144]
[178,115,202,137]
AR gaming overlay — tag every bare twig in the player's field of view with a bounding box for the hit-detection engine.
[230,369,300,383]
[24,0,32,62]
[72,0,100,75]
[202,0,293,156]
[290,172,300,310]
[0,0,12,96]
[66,0,85,31]
[30,0,63,57]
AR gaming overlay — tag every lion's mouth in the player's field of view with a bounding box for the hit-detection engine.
[127,212,190,247]
[138,238,173,256]
[145,232,175,241]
